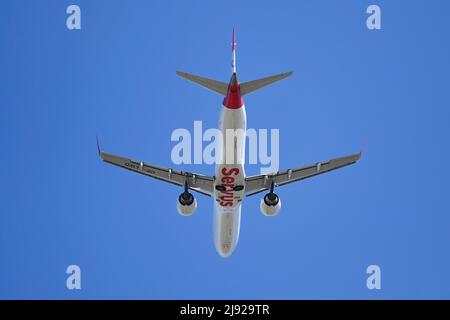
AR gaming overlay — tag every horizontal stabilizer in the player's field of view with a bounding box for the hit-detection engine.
[176,71,228,96]
[240,72,293,96]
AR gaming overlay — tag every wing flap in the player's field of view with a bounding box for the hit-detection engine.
[245,151,361,196]
[99,150,215,196]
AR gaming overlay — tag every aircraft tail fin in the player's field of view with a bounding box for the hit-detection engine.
[240,72,293,96]
[176,71,228,96]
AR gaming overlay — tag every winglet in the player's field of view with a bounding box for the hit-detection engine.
[96,136,101,157]
[359,142,365,158]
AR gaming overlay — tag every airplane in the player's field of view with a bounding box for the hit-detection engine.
[97,30,361,257]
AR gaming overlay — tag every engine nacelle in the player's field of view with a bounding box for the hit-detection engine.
[177,191,197,216]
[260,192,281,216]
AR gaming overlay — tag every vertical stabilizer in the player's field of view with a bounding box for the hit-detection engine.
[231,29,237,74]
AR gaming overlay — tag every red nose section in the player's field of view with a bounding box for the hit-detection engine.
[223,73,244,109]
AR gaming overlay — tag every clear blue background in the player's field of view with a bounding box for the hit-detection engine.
[1,0,449,299]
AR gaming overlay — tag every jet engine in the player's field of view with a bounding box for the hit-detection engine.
[177,181,197,216]
[260,181,281,216]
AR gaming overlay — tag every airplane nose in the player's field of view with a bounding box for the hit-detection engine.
[213,203,241,258]
[216,242,236,258]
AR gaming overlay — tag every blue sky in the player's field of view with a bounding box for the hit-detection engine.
[1,0,450,299]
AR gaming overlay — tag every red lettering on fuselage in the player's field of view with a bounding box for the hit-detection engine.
[218,167,240,207]
[222,167,240,176]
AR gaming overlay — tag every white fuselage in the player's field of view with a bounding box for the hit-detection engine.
[213,104,247,257]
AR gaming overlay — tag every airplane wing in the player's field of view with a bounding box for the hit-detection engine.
[244,152,362,196]
[98,144,214,197]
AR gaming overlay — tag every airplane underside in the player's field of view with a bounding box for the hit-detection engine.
[98,30,361,257]
[213,202,242,257]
